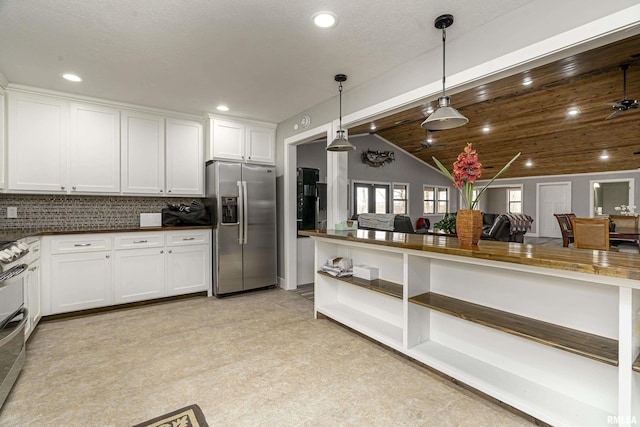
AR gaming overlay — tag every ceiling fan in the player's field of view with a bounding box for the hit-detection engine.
[605,64,638,120]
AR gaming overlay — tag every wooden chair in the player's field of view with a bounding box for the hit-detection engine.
[609,214,639,229]
[609,214,639,251]
[554,213,576,247]
[571,217,611,251]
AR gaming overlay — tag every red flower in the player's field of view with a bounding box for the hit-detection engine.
[452,143,482,187]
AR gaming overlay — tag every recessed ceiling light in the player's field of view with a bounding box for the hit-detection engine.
[525,160,533,167]
[567,108,580,116]
[62,73,82,82]
[482,126,490,133]
[426,136,433,143]
[522,77,533,86]
[600,152,609,160]
[216,105,229,112]
[312,11,337,28]
[370,124,376,130]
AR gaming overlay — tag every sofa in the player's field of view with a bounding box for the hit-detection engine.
[481,213,533,243]
[351,214,418,234]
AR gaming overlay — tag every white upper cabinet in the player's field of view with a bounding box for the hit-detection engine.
[246,124,275,164]
[166,117,204,196]
[121,110,165,195]
[8,92,69,192]
[208,115,275,165]
[5,89,203,196]
[210,118,245,161]
[69,103,120,193]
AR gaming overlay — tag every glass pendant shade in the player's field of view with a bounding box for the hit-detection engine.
[421,96,469,130]
[326,130,355,151]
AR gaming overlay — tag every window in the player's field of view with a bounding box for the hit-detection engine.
[508,188,522,213]
[354,182,390,215]
[392,184,408,214]
[423,186,449,214]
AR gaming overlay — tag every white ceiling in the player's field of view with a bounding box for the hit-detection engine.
[0,0,534,123]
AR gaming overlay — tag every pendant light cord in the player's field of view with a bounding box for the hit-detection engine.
[441,26,446,97]
[338,81,343,130]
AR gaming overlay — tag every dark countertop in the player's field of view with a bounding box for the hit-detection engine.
[0,225,214,243]
[299,229,640,282]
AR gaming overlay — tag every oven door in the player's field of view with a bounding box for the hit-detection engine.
[0,307,27,407]
[0,264,28,408]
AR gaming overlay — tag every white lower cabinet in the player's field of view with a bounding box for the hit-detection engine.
[114,247,165,304]
[166,244,210,296]
[42,229,211,315]
[50,251,113,313]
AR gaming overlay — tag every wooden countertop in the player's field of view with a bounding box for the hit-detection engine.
[299,229,640,282]
[0,225,214,243]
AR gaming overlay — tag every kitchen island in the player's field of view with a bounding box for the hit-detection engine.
[300,229,640,427]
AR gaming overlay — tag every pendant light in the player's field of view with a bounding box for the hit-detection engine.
[326,74,356,151]
[421,14,469,130]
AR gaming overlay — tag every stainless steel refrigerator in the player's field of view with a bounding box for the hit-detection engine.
[205,161,277,296]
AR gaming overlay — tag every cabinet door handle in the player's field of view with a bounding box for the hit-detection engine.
[61,186,66,190]
[168,250,172,254]
[159,189,163,193]
[74,243,91,247]
[72,186,76,191]
[133,240,148,244]
[105,255,110,259]
[182,237,195,241]
[160,250,164,254]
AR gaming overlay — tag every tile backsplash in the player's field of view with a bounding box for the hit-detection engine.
[0,194,199,230]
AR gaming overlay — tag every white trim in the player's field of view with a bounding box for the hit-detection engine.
[283,122,332,291]
[0,72,8,89]
[7,84,204,121]
[476,168,640,186]
[536,181,572,238]
[391,182,410,216]
[589,178,635,217]
[423,184,450,215]
[507,187,524,214]
[206,113,276,130]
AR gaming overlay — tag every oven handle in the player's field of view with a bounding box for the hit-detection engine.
[0,308,28,347]
[0,264,28,288]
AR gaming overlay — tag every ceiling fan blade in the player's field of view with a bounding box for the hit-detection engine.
[606,109,621,120]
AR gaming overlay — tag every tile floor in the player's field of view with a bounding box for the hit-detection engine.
[0,289,533,426]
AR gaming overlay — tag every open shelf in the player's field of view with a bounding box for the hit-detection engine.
[634,354,640,373]
[408,340,612,427]
[317,271,402,299]
[317,302,403,349]
[409,292,619,366]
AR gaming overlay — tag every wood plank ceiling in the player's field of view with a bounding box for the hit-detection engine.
[348,34,640,180]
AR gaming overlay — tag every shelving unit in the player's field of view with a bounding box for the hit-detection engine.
[409,292,619,366]
[304,230,639,426]
[317,271,402,299]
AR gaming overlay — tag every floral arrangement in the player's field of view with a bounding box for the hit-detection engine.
[614,205,637,216]
[432,143,521,210]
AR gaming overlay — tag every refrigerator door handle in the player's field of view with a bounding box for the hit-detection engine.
[242,180,249,244]
[237,180,244,244]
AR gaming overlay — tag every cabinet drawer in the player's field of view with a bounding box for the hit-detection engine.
[50,235,112,254]
[166,230,210,246]
[114,233,164,249]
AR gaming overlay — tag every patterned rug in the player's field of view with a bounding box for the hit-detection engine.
[294,283,314,301]
[132,404,208,427]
